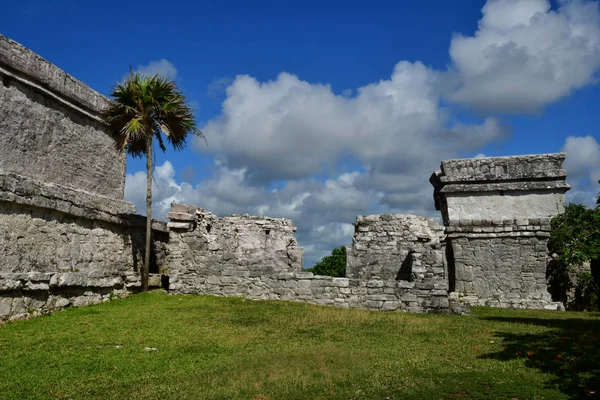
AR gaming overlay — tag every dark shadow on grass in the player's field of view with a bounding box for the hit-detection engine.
[479,315,600,399]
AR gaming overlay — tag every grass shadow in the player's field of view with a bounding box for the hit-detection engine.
[479,315,600,399]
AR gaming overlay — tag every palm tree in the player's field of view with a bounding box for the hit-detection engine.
[102,72,203,292]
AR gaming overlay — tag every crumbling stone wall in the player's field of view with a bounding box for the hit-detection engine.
[0,34,125,198]
[166,204,303,292]
[166,206,458,313]
[346,214,445,281]
[431,153,569,310]
[0,172,168,322]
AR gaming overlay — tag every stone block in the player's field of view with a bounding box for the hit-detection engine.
[0,279,22,292]
[364,300,383,309]
[24,281,50,291]
[167,221,193,230]
[166,212,196,221]
[278,272,295,280]
[331,278,350,288]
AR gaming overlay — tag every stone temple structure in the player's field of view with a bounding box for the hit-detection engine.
[431,154,569,308]
[0,34,168,321]
[0,35,569,322]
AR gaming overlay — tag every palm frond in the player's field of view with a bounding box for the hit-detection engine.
[102,71,204,158]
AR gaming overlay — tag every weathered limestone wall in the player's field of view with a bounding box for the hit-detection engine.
[431,153,569,310]
[0,34,125,199]
[169,271,453,313]
[0,172,168,322]
[166,206,458,313]
[166,204,303,292]
[445,220,552,307]
[346,214,445,281]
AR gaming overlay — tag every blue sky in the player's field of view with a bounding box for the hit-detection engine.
[3,0,600,266]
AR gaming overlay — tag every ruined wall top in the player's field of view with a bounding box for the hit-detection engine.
[0,35,108,115]
[166,204,303,284]
[346,214,445,281]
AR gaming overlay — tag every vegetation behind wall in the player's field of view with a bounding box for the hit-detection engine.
[548,203,600,311]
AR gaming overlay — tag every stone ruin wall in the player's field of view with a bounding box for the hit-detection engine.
[0,172,169,322]
[0,35,574,320]
[431,153,569,310]
[166,207,457,313]
[162,153,569,314]
[0,36,167,322]
[166,203,303,292]
[346,214,446,281]
[0,34,125,198]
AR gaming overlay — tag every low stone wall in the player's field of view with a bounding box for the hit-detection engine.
[172,271,456,313]
[0,172,168,322]
[0,272,133,322]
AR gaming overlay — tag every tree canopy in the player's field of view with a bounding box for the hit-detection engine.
[548,203,600,267]
[307,246,347,277]
[548,203,600,310]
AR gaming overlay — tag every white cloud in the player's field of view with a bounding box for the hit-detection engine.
[562,135,600,206]
[449,0,600,113]
[207,77,234,100]
[137,59,178,80]
[196,62,509,185]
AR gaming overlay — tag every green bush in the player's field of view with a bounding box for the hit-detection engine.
[306,246,347,277]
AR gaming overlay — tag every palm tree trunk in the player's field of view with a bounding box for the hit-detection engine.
[143,137,153,292]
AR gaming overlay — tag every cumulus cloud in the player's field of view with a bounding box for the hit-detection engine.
[562,135,600,206]
[137,59,178,80]
[125,0,600,267]
[196,62,509,185]
[449,0,600,113]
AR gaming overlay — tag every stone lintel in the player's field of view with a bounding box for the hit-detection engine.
[446,230,551,239]
[167,221,194,230]
[166,211,196,221]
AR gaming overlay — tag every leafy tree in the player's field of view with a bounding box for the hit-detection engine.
[307,246,347,277]
[548,203,600,310]
[549,204,600,266]
[103,72,203,291]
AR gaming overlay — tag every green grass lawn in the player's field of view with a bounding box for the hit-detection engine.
[0,292,598,400]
